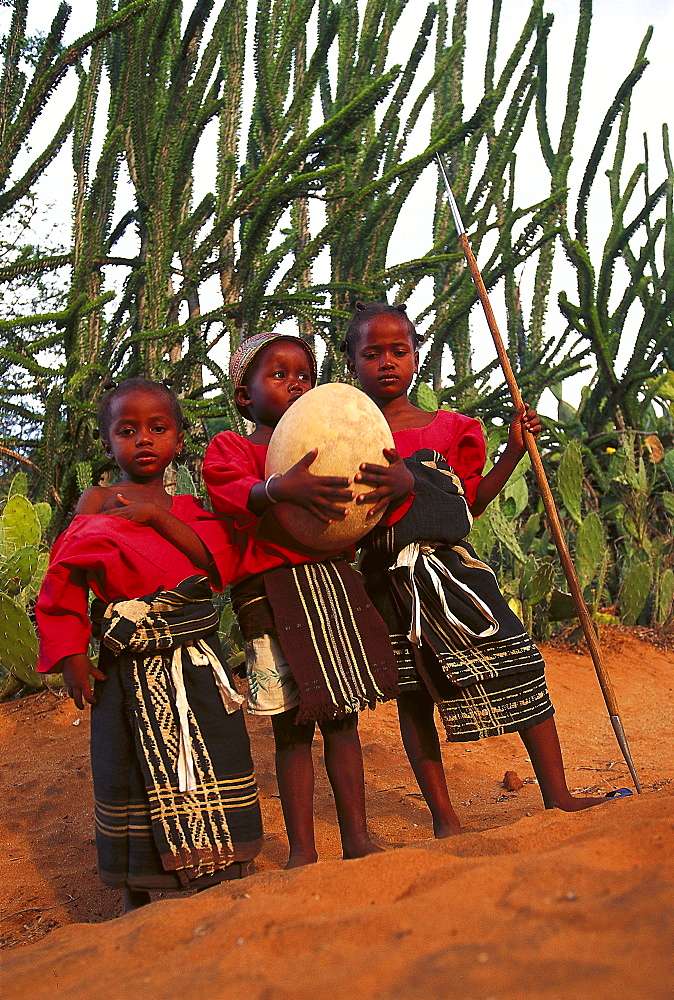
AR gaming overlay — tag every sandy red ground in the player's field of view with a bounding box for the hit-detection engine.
[1,629,672,999]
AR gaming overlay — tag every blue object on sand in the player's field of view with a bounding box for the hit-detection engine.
[605,787,634,799]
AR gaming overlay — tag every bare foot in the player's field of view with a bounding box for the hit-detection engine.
[546,794,614,812]
[342,838,384,860]
[122,887,151,913]
[285,851,318,870]
[433,816,462,838]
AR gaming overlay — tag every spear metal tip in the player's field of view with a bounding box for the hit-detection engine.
[435,152,466,237]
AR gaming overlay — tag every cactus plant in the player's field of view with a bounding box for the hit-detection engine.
[0,664,22,700]
[8,472,28,497]
[0,546,38,596]
[656,568,674,624]
[520,513,541,555]
[487,502,526,564]
[575,511,607,589]
[663,451,674,488]
[523,560,556,606]
[502,468,530,519]
[468,513,494,563]
[175,465,198,497]
[0,478,54,697]
[548,588,577,622]
[21,552,50,603]
[34,503,52,535]
[0,593,41,687]
[1,494,42,554]
[557,441,584,525]
[619,561,652,625]
[416,383,439,413]
[75,462,93,494]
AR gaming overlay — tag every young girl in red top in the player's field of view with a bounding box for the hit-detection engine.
[345,303,618,835]
[203,333,398,867]
[36,378,263,911]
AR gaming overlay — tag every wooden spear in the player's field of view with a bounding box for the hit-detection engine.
[436,153,641,793]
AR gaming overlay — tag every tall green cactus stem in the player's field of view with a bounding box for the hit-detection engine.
[75,462,93,495]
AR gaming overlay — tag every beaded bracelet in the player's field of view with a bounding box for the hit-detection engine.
[264,473,281,504]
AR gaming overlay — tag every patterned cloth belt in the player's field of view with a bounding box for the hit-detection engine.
[94,576,244,793]
[392,541,499,646]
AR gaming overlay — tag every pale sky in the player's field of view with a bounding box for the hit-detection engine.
[3,0,672,410]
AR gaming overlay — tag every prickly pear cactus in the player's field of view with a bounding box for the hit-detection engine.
[0,486,53,696]
[176,465,198,496]
[0,593,41,688]
[8,472,28,497]
[34,502,52,535]
[415,382,439,412]
[468,512,494,562]
[575,512,607,589]
[20,551,50,602]
[0,664,21,700]
[619,561,652,625]
[502,469,529,519]
[527,560,556,605]
[663,449,674,488]
[519,556,555,605]
[520,513,541,555]
[1,494,42,554]
[656,568,674,624]
[487,501,525,563]
[557,441,584,525]
[548,588,577,621]
[0,546,38,596]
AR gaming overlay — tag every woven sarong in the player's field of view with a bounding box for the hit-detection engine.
[360,450,552,739]
[91,576,262,889]
[263,560,399,723]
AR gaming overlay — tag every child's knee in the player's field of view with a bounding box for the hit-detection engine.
[398,688,434,720]
[319,712,358,738]
[272,708,315,751]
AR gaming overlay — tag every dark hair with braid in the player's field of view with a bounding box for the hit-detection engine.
[97,377,184,441]
[341,301,421,359]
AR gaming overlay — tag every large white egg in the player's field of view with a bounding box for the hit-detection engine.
[264,382,395,549]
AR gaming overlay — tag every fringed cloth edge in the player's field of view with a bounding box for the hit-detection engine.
[264,559,399,724]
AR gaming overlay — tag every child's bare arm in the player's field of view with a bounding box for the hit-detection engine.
[105,497,216,578]
[470,405,541,516]
[248,449,353,524]
[60,653,106,710]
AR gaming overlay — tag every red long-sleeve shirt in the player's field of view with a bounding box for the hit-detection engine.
[36,496,244,673]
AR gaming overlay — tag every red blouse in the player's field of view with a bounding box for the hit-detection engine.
[203,431,350,568]
[392,409,485,507]
[36,496,240,673]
